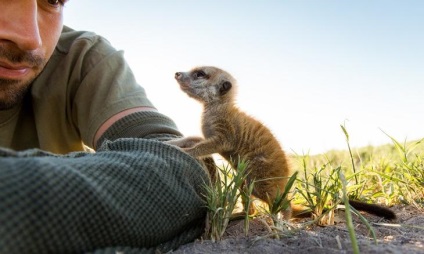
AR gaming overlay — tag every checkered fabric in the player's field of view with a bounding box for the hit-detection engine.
[0,138,209,253]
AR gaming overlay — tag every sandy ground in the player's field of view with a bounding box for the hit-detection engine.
[173,205,424,253]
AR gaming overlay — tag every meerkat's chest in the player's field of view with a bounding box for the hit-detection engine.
[201,116,240,138]
[202,124,215,138]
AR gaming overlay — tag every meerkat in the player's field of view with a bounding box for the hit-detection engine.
[167,66,396,220]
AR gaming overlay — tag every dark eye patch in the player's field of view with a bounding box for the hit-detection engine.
[193,70,208,79]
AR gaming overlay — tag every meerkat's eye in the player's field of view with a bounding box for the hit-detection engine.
[194,70,207,79]
[47,0,66,6]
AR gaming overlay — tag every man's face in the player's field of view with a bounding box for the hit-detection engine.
[0,0,66,110]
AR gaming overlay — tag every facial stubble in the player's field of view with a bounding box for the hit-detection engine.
[0,46,47,110]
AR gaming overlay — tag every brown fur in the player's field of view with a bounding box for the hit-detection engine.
[168,66,396,220]
[168,66,293,219]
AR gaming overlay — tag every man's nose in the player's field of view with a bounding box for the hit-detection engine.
[0,1,42,51]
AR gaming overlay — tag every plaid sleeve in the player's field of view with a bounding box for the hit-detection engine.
[0,138,209,253]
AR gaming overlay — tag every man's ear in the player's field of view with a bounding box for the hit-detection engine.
[219,81,232,95]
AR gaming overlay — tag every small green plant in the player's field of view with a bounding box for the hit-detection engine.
[248,172,297,239]
[240,177,255,236]
[204,159,298,240]
[339,171,359,254]
[380,132,424,206]
[265,172,298,227]
[203,160,250,242]
[341,123,359,195]
[341,125,378,249]
[295,155,342,225]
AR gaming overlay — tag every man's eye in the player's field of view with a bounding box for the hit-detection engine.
[194,71,207,79]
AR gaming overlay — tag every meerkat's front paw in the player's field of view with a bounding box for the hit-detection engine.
[165,136,204,149]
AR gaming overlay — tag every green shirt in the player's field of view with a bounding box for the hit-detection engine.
[0,26,154,154]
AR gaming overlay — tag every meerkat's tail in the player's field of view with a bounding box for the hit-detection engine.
[291,200,396,220]
[348,200,396,220]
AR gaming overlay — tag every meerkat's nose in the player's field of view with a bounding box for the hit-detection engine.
[175,72,182,79]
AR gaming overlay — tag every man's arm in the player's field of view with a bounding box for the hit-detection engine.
[0,138,209,253]
[93,106,157,149]
[93,107,183,150]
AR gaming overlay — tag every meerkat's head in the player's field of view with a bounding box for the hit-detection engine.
[175,66,236,104]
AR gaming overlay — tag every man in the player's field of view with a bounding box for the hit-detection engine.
[0,1,210,253]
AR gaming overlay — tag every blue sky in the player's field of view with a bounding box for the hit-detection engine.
[65,1,423,154]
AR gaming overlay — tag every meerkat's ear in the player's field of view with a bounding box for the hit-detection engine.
[219,81,232,95]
